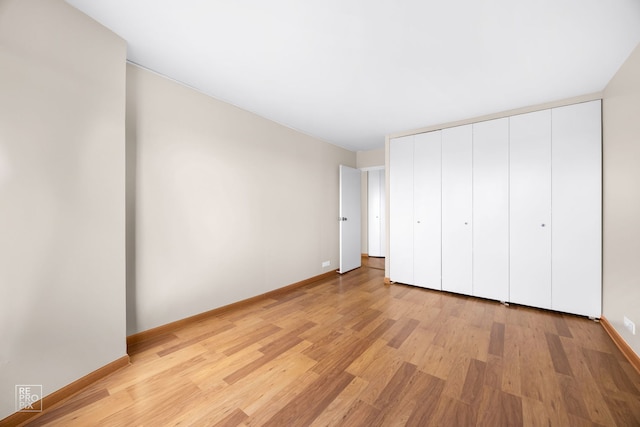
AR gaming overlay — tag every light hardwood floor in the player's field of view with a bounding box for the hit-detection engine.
[22,262,640,426]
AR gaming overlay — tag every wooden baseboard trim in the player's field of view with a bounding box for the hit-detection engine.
[127,270,338,349]
[601,315,640,375]
[384,277,391,285]
[2,355,129,427]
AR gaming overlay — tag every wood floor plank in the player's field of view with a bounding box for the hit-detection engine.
[351,308,383,331]
[242,370,320,426]
[603,394,640,426]
[127,332,179,354]
[239,347,318,416]
[372,361,417,409]
[460,358,487,405]
[308,376,369,427]
[258,320,316,356]
[418,342,454,380]
[557,373,591,420]
[223,336,304,385]
[301,330,344,360]
[476,387,523,427]
[351,310,394,339]
[211,408,248,427]
[387,318,420,349]
[103,379,202,426]
[357,352,406,405]
[186,351,256,391]
[345,338,390,377]
[310,336,374,378]
[107,348,209,395]
[368,365,440,426]
[222,323,282,355]
[560,337,618,426]
[208,342,316,420]
[488,322,505,357]
[566,315,622,355]
[459,299,496,331]
[567,414,606,427]
[554,314,574,338]
[514,326,548,401]
[441,355,472,400]
[331,399,380,427]
[428,395,475,427]
[583,347,640,395]
[545,331,574,376]
[157,322,236,357]
[403,371,445,427]
[27,389,109,426]
[521,395,559,426]
[391,285,412,299]
[397,325,437,366]
[260,370,355,427]
[23,263,640,427]
[31,388,134,427]
[483,354,503,390]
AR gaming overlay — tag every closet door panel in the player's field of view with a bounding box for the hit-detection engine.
[389,136,414,284]
[552,100,602,317]
[441,125,473,295]
[414,131,442,290]
[510,110,552,309]
[473,118,509,301]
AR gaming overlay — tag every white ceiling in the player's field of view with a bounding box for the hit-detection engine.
[66,0,640,152]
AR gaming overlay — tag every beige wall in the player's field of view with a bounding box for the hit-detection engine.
[602,43,640,357]
[0,0,126,419]
[356,148,385,169]
[127,64,355,334]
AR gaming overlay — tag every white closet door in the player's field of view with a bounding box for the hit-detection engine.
[390,136,414,285]
[441,125,472,295]
[552,100,602,317]
[510,110,552,309]
[368,169,383,257]
[473,118,509,301]
[414,131,442,290]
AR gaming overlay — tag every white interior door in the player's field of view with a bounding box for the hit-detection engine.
[368,169,385,257]
[339,165,361,274]
[378,170,386,258]
[510,110,552,309]
[441,125,473,295]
